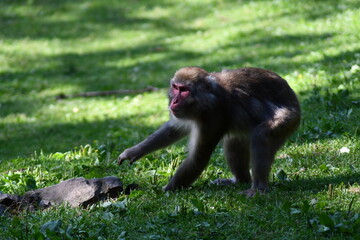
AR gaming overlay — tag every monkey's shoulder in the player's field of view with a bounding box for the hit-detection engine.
[210,68,298,106]
[216,67,283,82]
[213,68,288,92]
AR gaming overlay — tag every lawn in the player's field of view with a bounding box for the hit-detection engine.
[0,0,360,239]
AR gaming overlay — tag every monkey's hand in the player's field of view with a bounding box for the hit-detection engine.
[163,179,187,191]
[117,147,142,165]
[162,184,175,191]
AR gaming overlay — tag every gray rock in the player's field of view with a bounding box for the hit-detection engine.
[0,193,21,206]
[0,194,21,215]
[0,177,123,213]
[24,176,123,208]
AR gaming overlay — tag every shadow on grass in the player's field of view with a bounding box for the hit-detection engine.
[0,112,160,162]
[0,45,203,93]
[0,0,203,40]
[280,172,360,193]
[194,172,360,197]
[1,0,359,40]
[208,32,337,73]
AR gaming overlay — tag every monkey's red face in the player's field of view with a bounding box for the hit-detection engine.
[169,83,191,115]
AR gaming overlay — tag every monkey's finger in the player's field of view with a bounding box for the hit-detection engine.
[117,156,128,165]
[129,158,137,165]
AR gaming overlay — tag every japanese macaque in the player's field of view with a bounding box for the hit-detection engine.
[118,67,300,196]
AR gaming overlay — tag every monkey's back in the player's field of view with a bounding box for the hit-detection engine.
[212,68,299,109]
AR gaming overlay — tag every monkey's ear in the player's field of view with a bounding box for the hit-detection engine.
[205,75,217,82]
[205,75,218,89]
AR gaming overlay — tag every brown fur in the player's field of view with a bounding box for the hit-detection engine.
[174,67,209,83]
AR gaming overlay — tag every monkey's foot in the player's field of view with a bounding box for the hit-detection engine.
[240,188,267,197]
[163,185,174,191]
[163,182,185,191]
[211,178,237,186]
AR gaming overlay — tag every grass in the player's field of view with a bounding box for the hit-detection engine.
[0,0,359,239]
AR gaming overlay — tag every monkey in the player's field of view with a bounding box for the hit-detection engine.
[118,66,300,197]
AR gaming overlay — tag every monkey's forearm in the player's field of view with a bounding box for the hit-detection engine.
[118,121,186,164]
[136,121,186,155]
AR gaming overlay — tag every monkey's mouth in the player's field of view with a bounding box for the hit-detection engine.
[170,108,179,115]
[170,103,180,113]
[170,107,182,117]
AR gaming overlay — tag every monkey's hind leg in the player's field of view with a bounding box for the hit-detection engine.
[212,136,251,186]
[243,108,300,197]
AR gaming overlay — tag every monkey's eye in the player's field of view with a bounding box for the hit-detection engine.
[172,83,179,90]
[172,83,189,92]
[178,86,189,92]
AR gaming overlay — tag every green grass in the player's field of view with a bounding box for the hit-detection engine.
[1,0,360,239]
